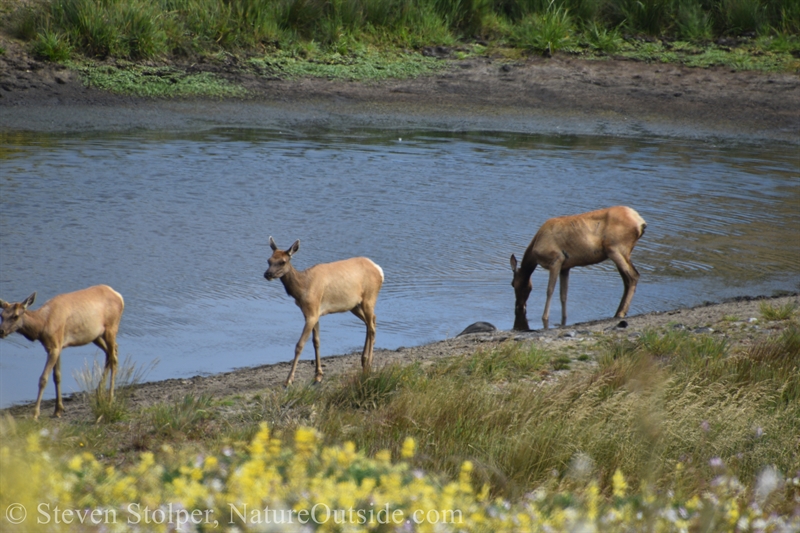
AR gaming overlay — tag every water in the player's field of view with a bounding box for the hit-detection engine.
[1,121,798,408]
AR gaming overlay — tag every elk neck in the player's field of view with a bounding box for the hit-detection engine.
[277,263,311,300]
[17,306,47,342]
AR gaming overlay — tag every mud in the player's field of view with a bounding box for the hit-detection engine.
[2,38,799,141]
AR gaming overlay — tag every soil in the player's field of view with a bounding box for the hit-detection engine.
[5,294,798,423]
[2,37,799,140]
[1,35,798,422]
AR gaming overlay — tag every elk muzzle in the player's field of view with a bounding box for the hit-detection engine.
[513,305,530,331]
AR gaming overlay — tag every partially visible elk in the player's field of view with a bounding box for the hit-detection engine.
[510,206,646,330]
[0,285,125,419]
[264,237,384,386]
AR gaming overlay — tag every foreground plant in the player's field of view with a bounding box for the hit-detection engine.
[1,418,798,532]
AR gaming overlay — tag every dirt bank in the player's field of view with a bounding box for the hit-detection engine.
[2,37,799,140]
[5,294,797,423]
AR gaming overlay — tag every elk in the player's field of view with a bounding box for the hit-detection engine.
[0,285,124,419]
[264,237,384,386]
[510,206,646,330]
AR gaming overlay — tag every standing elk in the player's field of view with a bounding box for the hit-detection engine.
[510,206,646,330]
[0,285,124,419]
[264,237,384,386]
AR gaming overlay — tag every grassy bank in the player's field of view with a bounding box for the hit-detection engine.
[1,302,798,531]
[2,0,799,97]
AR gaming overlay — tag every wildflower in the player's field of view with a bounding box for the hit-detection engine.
[586,481,600,521]
[401,436,417,459]
[68,455,83,472]
[294,426,317,457]
[709,457,724,468]
[204,455,218,472]
[376,449,392,463]
[755,466,781,506]
[612,469,628,499]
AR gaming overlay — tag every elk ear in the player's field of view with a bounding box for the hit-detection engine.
[269,236,278,251]
[0,299,8,309]
[287,240,300,257]
[22,292,36,308]
[510,254,518,272]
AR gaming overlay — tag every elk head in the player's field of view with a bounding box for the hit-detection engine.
[0,293,35,338]
[509,255,531,331]
[264,237,300,281]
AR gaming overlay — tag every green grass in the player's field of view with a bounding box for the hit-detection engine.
[5,0,799,77]
[249,48,447,80]
[73,355,156,422]
[70,62,249,97]
[41,321,798,512]
[760,300,798,320]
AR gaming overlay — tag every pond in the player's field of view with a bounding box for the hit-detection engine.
[1,103,798,408]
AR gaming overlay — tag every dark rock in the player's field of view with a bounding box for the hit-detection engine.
[457,322,497,336]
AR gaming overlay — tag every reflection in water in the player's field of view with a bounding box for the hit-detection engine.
[1,127,798,407]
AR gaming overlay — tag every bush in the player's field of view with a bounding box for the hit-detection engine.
[513,1,575,52]
[32,30,72,61]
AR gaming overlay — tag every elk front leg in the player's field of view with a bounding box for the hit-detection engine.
[609,250,640,318]
[34,348,60,420]
[287,318,316,386]
[542,261,563,329]
[559,268,570,327]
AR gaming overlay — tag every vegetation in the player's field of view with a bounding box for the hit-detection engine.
[1,315,798,531]
[2,0,799,83]
[4,418,798,532]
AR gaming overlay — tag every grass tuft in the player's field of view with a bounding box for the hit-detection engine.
[73,355,156,423]
[759,300,797,321]
[148,394,215,438]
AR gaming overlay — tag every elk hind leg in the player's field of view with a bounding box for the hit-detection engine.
[609,251,640,318]
[559,268,570,327]
[312,322,323,383]
[95,332,118,400]
[53,354,65,417]
[352,303,376,372]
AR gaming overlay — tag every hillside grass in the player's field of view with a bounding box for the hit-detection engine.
[1,0,798,97]
[5,309,798,525]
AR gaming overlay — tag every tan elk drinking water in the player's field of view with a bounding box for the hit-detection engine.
[0,285,125,419]
[264,237,384,385]
[510,206,646,330]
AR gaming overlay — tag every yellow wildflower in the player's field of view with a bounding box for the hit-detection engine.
[294,426,317,456]
[586,481,600,521]
[376,449,392,463]
[204,455,218,472]
[401,436,417,459]
[68,454,83,472]
[612,468,628,499]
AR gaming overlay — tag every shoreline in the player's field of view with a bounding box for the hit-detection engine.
[2,37,799,143]
[4,292,797,422]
